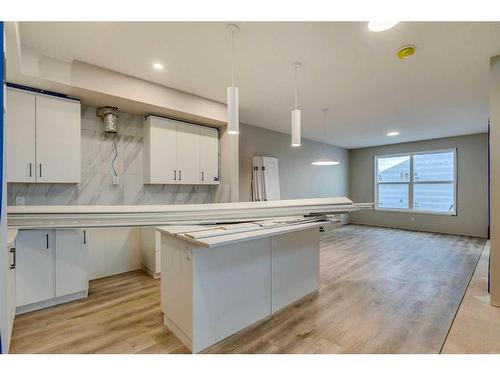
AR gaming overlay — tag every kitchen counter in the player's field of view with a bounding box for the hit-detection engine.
[7,197,372,229]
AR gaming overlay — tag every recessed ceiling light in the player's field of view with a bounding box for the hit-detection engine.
[368,21,399,32]
[153,63,164,70]
[387,131,400,137]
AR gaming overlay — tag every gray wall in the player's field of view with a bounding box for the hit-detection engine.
[349,133,489,238]
[239,123,349,201]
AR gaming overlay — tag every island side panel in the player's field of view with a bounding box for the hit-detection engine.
[192,238,272,353]
[271,228,320,313]
[161,233,194,351]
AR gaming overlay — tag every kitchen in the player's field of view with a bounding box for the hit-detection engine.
[1,8,500,373]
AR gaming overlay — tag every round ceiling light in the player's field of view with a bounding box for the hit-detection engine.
[397,45,416,60]
[152,63,164,70]
[368,21,399,32]
[387,131,400,136]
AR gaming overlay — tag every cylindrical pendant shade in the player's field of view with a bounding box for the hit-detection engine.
[227,86,239,135]
[291,109,301,146]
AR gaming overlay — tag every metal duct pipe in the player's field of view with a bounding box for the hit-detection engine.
[97,106,119,133]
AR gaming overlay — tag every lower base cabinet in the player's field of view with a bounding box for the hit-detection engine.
[140,227,161,279]
[15,229,89,314]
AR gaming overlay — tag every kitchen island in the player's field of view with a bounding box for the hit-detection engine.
[157,217,339,353]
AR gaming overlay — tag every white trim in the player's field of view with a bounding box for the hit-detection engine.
[374,148,457,216]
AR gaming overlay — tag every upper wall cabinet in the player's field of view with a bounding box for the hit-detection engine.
[6,88,81,184]
[143,116,220,185]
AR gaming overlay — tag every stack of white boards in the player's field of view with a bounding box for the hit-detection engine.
[252,156,280,201]
[157,216,339,353]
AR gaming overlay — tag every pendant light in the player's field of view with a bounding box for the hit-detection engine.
[226,24,239,135]
[291,62,302,147]
[312,109,340,166]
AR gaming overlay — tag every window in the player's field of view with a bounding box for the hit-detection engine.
[374,149,456,215]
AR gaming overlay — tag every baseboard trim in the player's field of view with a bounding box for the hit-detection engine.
[16,290,88,315]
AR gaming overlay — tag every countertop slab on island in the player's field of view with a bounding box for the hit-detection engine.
[157,218,340,248]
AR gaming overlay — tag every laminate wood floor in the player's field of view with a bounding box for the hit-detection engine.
[442,242,500,353]
[9,225,486,354]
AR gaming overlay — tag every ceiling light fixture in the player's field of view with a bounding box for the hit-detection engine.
[226,24,240,135]
[152,63,163,70]
[368,21,399,32]
[312,109,340,166]
[387,131,400,136]
[291,62,302,147]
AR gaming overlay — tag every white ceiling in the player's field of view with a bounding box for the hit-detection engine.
[18,22,500,148]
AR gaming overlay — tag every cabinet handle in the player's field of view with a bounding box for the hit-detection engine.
[39,163,42,178]
[29,162,32,178]
[9,248,16,270]
[202,171,204,181]
[46,234,49,249]
[179,170,182,181]
[174,170,176,181]
[83,230,87,244]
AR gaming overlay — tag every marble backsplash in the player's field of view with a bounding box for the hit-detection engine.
[7,105,216,206]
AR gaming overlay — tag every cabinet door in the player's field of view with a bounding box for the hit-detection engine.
[176,124,200,184]
[55,229,88,297]
[146,117,177,183]
[199,127,219,184]
[35,95,81,183]
[16,230,54,307]
[5,89,36,182]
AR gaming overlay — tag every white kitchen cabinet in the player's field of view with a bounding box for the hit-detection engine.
[140,227,161,279]
[15,230,54,307]
[55,229,88,297]
[5,89,36,183]
[5,87,81,184]
[143,115,219,185]
[35,95,81,183]
[199,126,219,184]
[15,229,89,314]
[144,116,177,184]
[176,123,200,184]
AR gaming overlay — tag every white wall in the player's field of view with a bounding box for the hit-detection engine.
[0,22,11,353]
[0,87,8,353]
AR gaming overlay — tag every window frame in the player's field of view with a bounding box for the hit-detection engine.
[373,148,457,216]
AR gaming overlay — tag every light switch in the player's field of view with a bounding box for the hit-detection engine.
[16,196,26,206]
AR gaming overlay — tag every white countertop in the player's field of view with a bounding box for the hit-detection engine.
[7,197,354,214]
[7,197,372,229]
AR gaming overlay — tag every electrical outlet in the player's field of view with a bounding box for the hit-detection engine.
[112,176,120,185]
[410,216,415,222]
[16,196,26,206]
